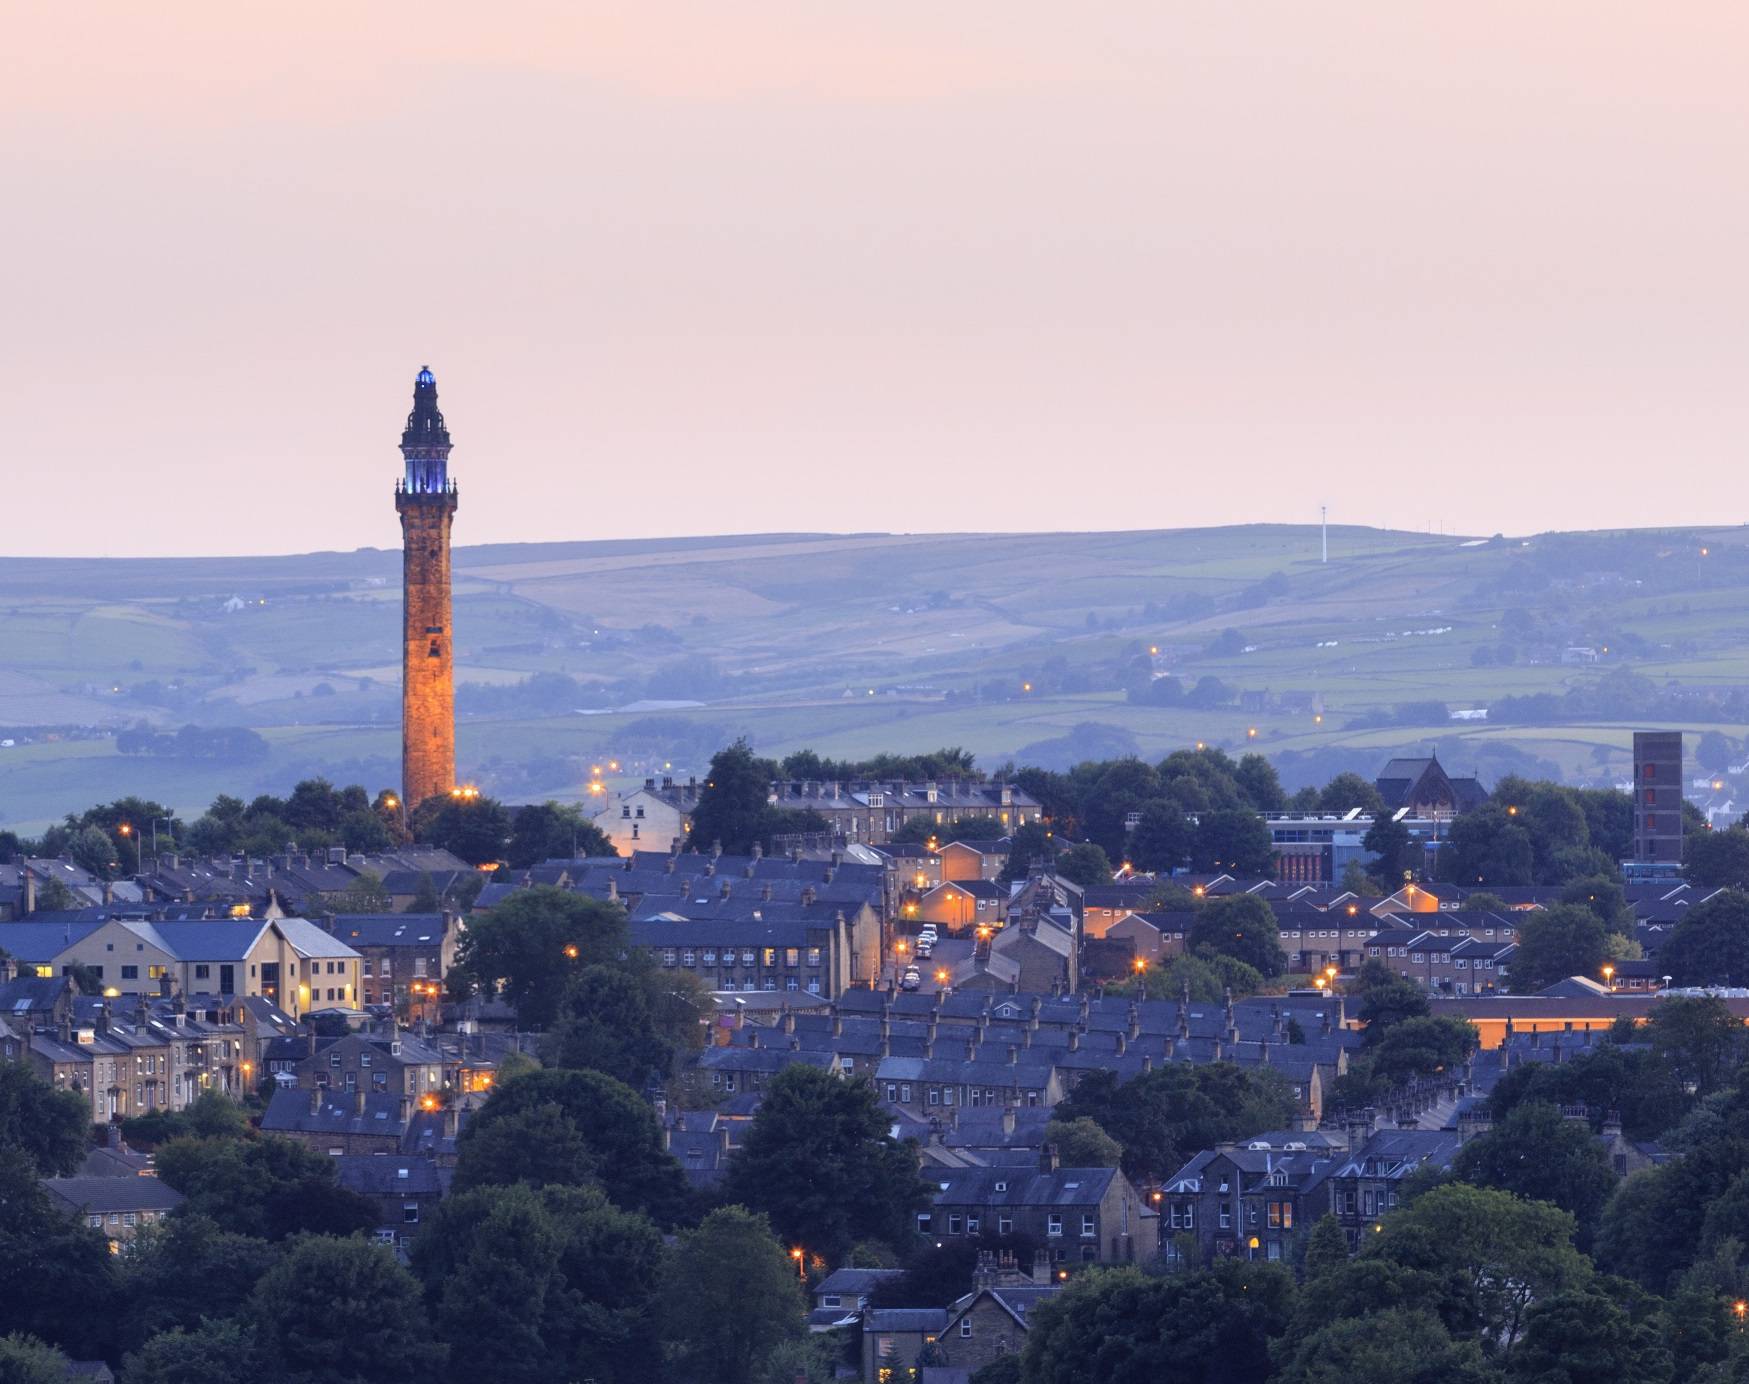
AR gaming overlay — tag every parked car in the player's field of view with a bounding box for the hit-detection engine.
[900,967,922,991]
[915,938,933,958]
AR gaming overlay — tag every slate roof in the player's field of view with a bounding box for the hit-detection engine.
[0,920,105,960]
[42,1176,184,1215]
[864,1309,950,1333]
[327,915,449,948]
[1330,1128,1462,1180]
[630,918,830,947]
[0,975,70,1016]
[666,1126,731,1189]
[815,1267,905,1300]
[931,1166,1118,1207]
[78,1144,153,1178]
[260,1087,411,1137]
[333,1154,450,1197]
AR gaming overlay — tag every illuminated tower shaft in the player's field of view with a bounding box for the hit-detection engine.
[395,366,459,811]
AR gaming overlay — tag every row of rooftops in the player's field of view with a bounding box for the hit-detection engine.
[700,990,1355,1090]
[1161,1125,1465,1206]
[0,845,473,919]
[257,1086,467,1157]
[634,775,1042,810]
[3,984,292,1059]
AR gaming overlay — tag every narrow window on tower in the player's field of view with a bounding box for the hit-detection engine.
[428,641,442,658]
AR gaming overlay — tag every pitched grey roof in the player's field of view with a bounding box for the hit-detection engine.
[864,1309,950,1332]
[332,1154,449,1197]
[327,915,449,948]
[815,1267,904,1299]
[931,1166,1117,1207]
[0,920,105,960]
[260,1087,411,1137]
[42,1176,184,1215]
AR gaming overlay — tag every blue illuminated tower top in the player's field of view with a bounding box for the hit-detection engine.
[399,365,455,496]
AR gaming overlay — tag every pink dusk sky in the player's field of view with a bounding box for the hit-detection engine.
[4,3,1746,558]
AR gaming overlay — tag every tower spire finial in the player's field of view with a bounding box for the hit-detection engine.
[400,365,452,493]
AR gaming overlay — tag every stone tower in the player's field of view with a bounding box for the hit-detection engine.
[395,366,459,811]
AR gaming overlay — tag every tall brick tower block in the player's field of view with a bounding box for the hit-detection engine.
[395,366,459,811]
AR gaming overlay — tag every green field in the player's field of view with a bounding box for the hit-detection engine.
[5,523,1749,830]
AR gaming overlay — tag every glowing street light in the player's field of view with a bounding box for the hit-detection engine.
[1602,964,1616,990]
[790,1246,805,1280]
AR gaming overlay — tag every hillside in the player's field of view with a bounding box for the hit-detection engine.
[5,523,1749,830]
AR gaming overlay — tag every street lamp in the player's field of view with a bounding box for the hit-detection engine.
[1602,964,1616,991]
[116,823,142,874]
[790,1246,805,1280]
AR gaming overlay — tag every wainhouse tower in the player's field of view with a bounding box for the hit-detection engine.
[395,366,458,811]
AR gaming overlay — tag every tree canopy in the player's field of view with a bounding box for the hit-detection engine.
[1054,1062,1296,1183]
[1187,895,1286,977]
[450,886,630,1028]
[451,1067,689,1223]
[662,1207,804,1384]
[719,1066,928,1262]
